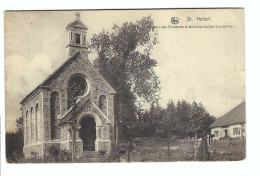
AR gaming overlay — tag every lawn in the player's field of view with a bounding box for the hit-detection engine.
[126,138,246,162]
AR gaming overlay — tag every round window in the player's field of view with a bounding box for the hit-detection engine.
[68,75,88,99]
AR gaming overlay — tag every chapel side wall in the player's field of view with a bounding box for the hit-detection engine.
[22,91,44,158]
[42,89,52,142]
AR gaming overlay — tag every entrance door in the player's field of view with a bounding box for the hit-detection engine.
[224,129,228,138]
[79,116,96,151]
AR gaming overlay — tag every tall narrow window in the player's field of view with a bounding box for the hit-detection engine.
[26,111,29,144]
[50,92,60,140]
[83,34,86,43]
[35,104,39,142]
[70,32,72,41]
[30,108,34,143]
[99,95,107,114]
[75,33,81,44]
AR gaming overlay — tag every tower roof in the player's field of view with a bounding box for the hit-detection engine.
[66,12,88,30]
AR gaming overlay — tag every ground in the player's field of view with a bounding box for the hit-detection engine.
[125,138,246,162]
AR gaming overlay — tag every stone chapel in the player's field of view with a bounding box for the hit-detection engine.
[20,13,116,159]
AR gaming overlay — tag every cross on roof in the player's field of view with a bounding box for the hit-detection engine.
[75,12,80,20]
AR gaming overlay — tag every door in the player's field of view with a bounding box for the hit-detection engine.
[79,116,96,151]
[224,129,228,138]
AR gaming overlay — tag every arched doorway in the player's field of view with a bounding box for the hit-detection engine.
[79,116,96,151]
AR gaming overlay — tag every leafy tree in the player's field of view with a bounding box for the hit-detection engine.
[164,100,216,139]
[175,100,191,137]
[91,16,160,141]
[6,116,24,162]
[164,100,177,136]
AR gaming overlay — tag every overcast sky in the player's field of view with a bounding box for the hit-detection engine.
[5,9,245,132]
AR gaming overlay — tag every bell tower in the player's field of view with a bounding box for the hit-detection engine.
[66,12,88,58]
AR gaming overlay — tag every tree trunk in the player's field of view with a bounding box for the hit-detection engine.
[194,131,198,160]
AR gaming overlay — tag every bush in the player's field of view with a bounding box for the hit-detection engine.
[98,150,107,156]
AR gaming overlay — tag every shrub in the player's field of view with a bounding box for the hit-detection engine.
[99,150,107,156]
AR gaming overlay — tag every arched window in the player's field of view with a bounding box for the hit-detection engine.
[30,108,34,143]
[99,95,107,114]
[69,32,72,41]
[26,111,29,144]
[75,33,81,44]
[67,74,88,109]
[35,104,39,142]
[50,91,60,140]
[83,34,86,43]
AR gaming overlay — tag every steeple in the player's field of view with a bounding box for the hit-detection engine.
[66,12,88,58]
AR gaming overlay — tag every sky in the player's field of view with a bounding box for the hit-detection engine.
[4,9,245,132]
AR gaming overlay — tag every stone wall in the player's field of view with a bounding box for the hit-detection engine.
[23,143,44,158]
[22,51,116,158]
[22,91,43,146]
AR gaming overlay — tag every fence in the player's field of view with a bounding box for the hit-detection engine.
[13,138,246,163]
[121,139,208,162]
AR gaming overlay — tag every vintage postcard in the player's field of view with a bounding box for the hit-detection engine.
[4,9,245,163]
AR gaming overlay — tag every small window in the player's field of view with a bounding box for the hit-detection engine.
[214,130,219,137]
[233,127,240,135]
[99,95,107,114]
[75,33,81,44]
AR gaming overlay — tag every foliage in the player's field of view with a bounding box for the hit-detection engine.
[98,150,107,156]
[48,145,60,161]
[91,16,160,141]
[136,100,216,139]
[6,116,24,162]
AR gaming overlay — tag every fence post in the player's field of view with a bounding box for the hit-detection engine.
[180,142,183,161]
[154,138,157,160]
[127,141,130,162]
[203,141,206,161]
[167,140,170,161]
[194,132,198,160]
[243,137,246,158]
[214,139,217,151]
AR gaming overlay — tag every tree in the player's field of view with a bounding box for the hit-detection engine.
[91,16,160,141]
[164,100,177,136]
[6,116,24,162]
[175,100,191,137]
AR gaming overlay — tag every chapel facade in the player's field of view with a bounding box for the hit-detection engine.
[20,13,116,159]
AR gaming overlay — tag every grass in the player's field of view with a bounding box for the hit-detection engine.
[209,138,246,161]
[129,138,246,162]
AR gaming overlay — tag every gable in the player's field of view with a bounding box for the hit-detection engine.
[21,51,116,104]
[59,95,112,125]
[43,51,116,94]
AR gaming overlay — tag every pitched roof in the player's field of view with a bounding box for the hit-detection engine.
[20,52,81,105]
[20,51,116,105]
[66,19,88,30]
[210,101,246,128]
[59,95,112,125]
